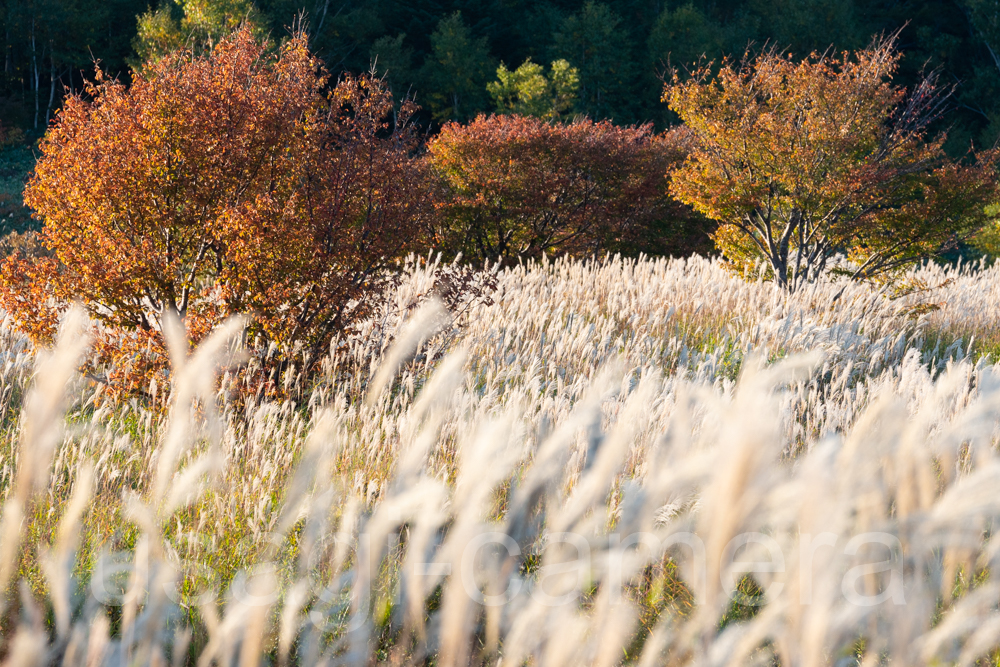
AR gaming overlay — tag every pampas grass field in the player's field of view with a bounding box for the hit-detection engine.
[4,253,1000,666]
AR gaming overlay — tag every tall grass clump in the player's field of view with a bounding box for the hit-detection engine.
[4,254,1000,665]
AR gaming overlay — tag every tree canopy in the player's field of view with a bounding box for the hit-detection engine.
[419,12,495,122]
[0,27,428,392]
[132,0,266,65]
[665,36,999,290]
[6,0,1000,150]
[487,58,579,119]
[426,114,701,263]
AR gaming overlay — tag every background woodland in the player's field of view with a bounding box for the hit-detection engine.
[4,0,1000,144]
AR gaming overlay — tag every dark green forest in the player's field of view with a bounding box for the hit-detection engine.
[3,0,1000,144]
[3,0,1000,248]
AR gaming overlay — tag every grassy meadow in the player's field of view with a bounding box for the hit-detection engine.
[3,253,1000,665]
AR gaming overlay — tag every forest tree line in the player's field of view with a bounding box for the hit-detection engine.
[4,0,1000,151]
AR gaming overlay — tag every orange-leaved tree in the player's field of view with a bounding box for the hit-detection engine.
[426,114,709,264]
[664,35,999,291]
[0,26,428,394]
[233,73,431,356]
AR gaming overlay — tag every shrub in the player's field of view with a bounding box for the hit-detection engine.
[0,120,25,147]
[0,27,428,395]
[426,113,709,264]
[664,35,1000,291]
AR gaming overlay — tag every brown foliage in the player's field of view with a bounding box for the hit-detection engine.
[0,251,65,343]
[252,75,431,352]
[1,27,428,396]
[426,114,709,264]
[664,35,1000,291]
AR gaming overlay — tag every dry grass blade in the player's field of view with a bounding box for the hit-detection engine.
[0,306,89,610]
[4,256,1000,665]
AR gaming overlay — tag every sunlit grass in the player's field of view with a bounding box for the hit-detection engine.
[3,254,1000,664]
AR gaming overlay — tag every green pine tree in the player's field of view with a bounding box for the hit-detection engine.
[552,1,636,122]
[419,12,495,123]
[647,3,722,73]
[371,33,414,99]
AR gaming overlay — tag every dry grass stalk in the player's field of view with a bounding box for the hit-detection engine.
[3,256,1000,664]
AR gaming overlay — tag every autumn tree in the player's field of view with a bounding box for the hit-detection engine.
[0,26,427,393]
[426,114,707,263]
[244,73,430,355]
[665,36,999,291]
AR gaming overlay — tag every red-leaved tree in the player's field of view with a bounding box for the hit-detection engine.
[0,27,429,395]
[426,114,708,264]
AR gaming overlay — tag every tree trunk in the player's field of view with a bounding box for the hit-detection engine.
[769,248,789,290]
[45,48,56,126]
[315,0,332,35]
[31,18,38,129]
